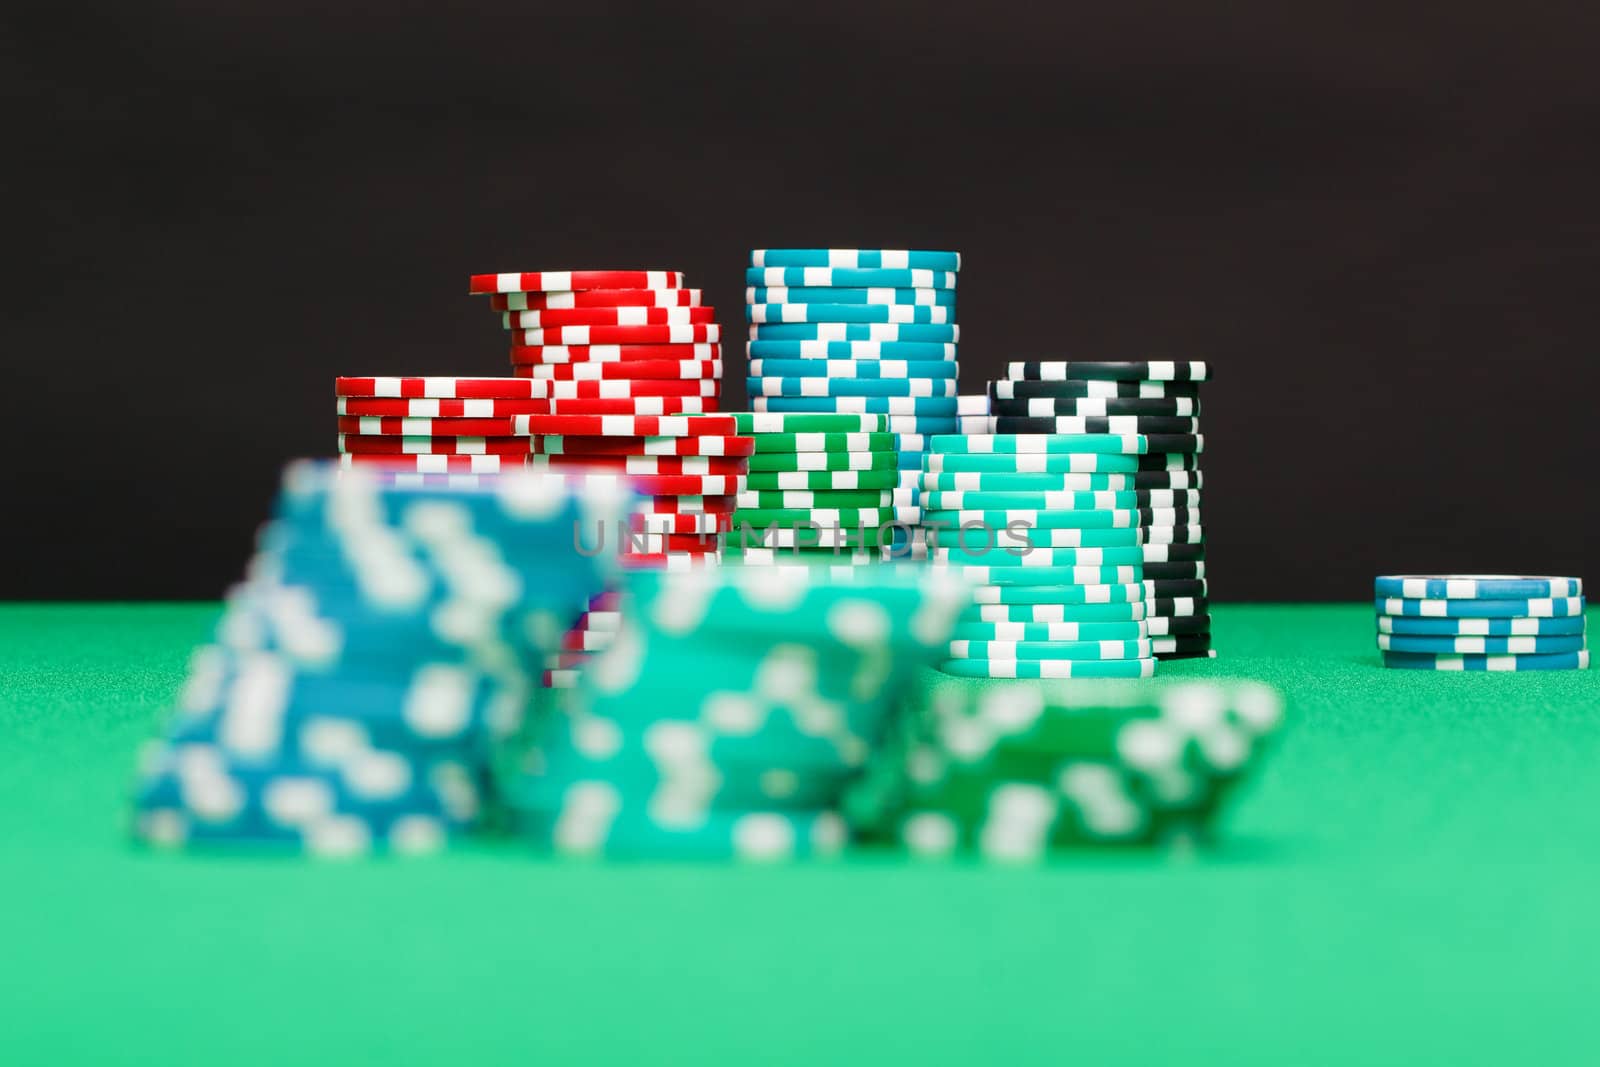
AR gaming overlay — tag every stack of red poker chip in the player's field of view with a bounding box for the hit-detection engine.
[467,270,751,684]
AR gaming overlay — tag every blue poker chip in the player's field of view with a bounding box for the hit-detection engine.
[1375,596,1586,618]
[746,358,958,380]
[1380,649,1590,671]
[1373,575,1583,600]
[1376,633,1587,655]
[752,395,960,416]
[746,286,957,307]
[748,375,958,399]
[747,303,955,325]
[1375,614,1587,637]
[749,249,962,271]
[747,340,959,361]
[749,322,960,343]
[745,266,957,289]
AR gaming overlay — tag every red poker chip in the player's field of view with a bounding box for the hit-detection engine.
[338,453,518,472]
[510,323,720,346]
[338,434,536,456]
[335,376,545,400]
[524,453,747,476]
[617,551,721,570]
[338,396,555,418]
[559,629,616,652]
[468,270,685,294]
[507,343,721,365]
[347,397,716,419]
[625,511,731,535]
[516,379,721,399]
[616,474,743,497]
[637,493,737,515]
[501,306,717,329]
[334,399,718,434]
[533,433,755,458]
[615,532,723,555]
[513,414,737,438]
[489,289,704,312]
[508,359,722,380]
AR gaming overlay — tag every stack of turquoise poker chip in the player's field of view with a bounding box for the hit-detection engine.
[846,677,1285,857]
[502,561,972,860]
[743,250,962,558]
[1373,574,1589,670]
[922,431,1160,678]
[131,461,630,856]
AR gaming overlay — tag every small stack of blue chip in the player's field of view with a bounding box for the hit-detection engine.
[131,461,632,855]
[744,249,962,559]
[1374,575,1589,670]
[501,562,971,860]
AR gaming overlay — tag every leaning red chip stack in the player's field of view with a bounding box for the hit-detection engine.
[467,269,749,685]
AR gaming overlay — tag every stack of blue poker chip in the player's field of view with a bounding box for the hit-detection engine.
[1373,575,1589,670]
[131,461,632,855]
[501,562,971,860]
[744,250,962,557]
[921,431,1161,679]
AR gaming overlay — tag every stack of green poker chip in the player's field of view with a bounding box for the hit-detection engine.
[922,430,1158,679]
[845,677,1285,857]
[724,412,917,563]
[986,362,1213,660]
[1372,575,1589,670]
[501,562,972,860]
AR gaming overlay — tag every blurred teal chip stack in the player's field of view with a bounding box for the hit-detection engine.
[502,562,971,860]
[131,461,631,855]
[846,678,1285,857]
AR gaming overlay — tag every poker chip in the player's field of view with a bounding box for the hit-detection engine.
[990,378,1201,400]
[745,267,957,289]
[489,288,703,310]
[1377,633,1586,655]
[1140,542,1207,561]
[747,303,955,325]
[337,396,558,418]
[534,434,755,458]
[502,305,716,329]
[917,471,1197,492]
[747,340,959,361]
[926,526,1144,551]
[751,395,959,416]
[510,358,723,379]
[469,270,685,293]
[1146,578,1208,600]
[1006,361,1210,382]
[920,508,1141,530]
[750,249,962,270]
[748,375,958,399]
[968,601,1148,624]
[846,678,1283,856]
[942,564,1145,588]
[1141,525,1206,545]
[948,619,1150,642]
[946,638,1154,661]
[1373,575,1584,600]
[508,343,722,364]
[736,489,896,510]
[746,358,958,379]
[1375,614,1586,637]
[930,545,1147,567]
[337,452,517,473]
[1380,650,1590,672]
[747,286,957,307]
[338,434,538,456]
[511,323,721,346]
[745,469,901,491]
[935,658,1157,679]
[919,489,1201,512]
[523,454,748,476]
[985,396,1199,417]
[1376,596,1586,618]
[1142,561,1207,581]
[734,413,889,435]
[1143,614,1214,636]
[970,583,1147,606]
[928,433,1149,455]
[749,322,959,343]
[747,447,899,470]
[988,416,1201,435]
[335,376,553,400]
[511,414,737,438]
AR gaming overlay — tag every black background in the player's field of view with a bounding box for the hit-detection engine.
[7,2,1599,601]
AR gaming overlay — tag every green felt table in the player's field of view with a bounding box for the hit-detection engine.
[3,603,1598,1066]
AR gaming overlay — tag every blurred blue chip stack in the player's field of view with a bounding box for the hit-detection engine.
[132,461,631,855]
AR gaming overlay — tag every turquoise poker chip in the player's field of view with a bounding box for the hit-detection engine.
[931,544,1147,567]
[1375,633,1587,656]
[946,638,1154,661]
[968,582,1147,605]
[753,395,960,416]
[965,600,1149,624]
[938,563,1144,587]
[747,339,959,361]
[919,471,1144,492]
[1374,614,1586,637]
[1375,596,1586,618]
[749,249,962,271]
[1379,649,1590,671]
[948,619,1149,643]
[928,432,1147,455]
[747,286,957,307]
[520,804,850,861]
[1373,575,1583,600]
[929,525,1145,551]
[936,657,1158,679]
[746,357,958,379]
[920,489,1201,512]
[920,507,1144,530]
[747,302,956,325]
[748,375,959,398]
[749,322,959,343]
[745,266,957,289]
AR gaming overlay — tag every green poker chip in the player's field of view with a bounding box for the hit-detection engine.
[746,463,901,485]
[732,508,912,529]
[734,412,889,435]
[748,432,898,455]
[737,489,896,510]
[745,447,902,470]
